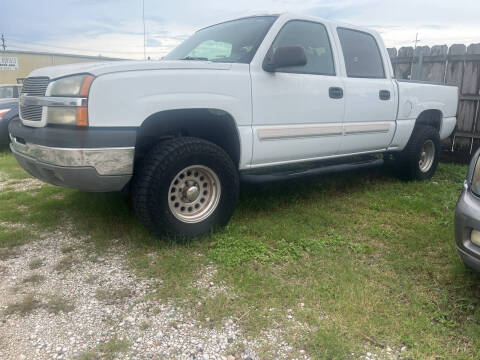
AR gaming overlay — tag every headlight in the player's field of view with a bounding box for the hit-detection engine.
[46,74,94,97]
[46,107,77,125]
[45,74,93,126]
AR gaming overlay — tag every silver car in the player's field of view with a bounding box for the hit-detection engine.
[455,149,480,272]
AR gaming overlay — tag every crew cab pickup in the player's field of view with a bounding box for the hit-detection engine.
[9,14,458,237]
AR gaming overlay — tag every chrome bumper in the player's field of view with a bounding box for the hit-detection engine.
[10,135,134,176]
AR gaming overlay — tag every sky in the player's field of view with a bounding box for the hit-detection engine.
[2,0,480,60]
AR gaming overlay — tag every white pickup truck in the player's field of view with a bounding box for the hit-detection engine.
[9,14,458,237]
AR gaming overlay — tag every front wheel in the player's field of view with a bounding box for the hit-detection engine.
[131,137,239,238]
[395,125,440,181]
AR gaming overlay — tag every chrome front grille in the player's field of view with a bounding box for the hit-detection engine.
[21,77,50,96]
[20,105,44,122]
[20,77,50,122]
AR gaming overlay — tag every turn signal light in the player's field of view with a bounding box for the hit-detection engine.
[76,107,88,126]
[0,108,11,120]
[80,75,94,96]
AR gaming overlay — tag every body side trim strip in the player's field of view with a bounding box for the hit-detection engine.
[257,123,343,140]
[344,121,391,135]
[256,121,392,140]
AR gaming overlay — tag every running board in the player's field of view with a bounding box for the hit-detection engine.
[240,158,384,184]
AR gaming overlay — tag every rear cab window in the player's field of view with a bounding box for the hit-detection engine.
[337,27,385,78]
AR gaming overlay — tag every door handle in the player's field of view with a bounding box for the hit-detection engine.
[329,87,344,99]
[379,90,391,100]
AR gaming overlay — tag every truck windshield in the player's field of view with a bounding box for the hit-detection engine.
[164,16,277,64]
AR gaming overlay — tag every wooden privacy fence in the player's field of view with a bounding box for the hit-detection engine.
[387,43,480,154]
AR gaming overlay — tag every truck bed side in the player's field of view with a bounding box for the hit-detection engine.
[389,80,458,150]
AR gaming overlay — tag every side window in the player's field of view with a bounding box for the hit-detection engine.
[270,20,335,76]
[337,28,385,78]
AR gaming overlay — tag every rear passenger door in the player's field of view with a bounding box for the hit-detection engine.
[336,27,397,154]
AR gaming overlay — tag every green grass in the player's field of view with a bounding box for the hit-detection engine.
[22,273,45,284]
[4,292,74,316]
[5,293,42,316]
[28,257,43,269]
[95,287,131,304]
[0,149,479,359]
[76,337,130,360]
[54,255,76,272]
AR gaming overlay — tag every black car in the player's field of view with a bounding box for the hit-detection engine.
[0,100,19,146]
[455,148,480,273]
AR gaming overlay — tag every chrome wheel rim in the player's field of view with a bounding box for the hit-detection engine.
[419,140,435,173]
[168,165,221,224]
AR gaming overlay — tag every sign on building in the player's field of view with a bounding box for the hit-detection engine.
[0,56,19,71]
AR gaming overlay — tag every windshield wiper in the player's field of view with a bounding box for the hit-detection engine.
[181,56,209,61]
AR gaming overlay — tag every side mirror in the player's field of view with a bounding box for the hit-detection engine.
[263,46,307,72]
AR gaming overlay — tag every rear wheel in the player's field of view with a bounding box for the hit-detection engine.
[131,137,239,238]
[395,125,440,181]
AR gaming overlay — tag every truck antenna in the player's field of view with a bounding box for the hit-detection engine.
[142,0,146,60]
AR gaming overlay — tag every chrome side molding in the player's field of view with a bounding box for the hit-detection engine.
[257,123,343,141]
[344,121,391,135]
[257,121,391,141]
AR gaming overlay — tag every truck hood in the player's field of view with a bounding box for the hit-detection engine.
[28,60,233,79]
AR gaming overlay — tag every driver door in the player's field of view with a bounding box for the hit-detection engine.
[250,20,345,166]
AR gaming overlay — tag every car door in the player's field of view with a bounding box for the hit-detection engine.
[250,20,345,166]
[335,27,397,154]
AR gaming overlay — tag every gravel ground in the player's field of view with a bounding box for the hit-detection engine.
[0,176,402,360]
[0,222,406,360]
[0,171,45,192]
[0,226,264,360]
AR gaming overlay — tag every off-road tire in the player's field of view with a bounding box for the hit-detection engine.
[131,137,239,238]
[395,125,440,181]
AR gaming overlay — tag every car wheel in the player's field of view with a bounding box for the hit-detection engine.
[395,125,440,181]
[131,137,239,238]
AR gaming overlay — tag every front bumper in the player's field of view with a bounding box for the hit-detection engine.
[456,246,480,273]
[454,183,480,273]
[8,119,136,192]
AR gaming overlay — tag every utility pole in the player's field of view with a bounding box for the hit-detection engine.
[413,32,420,52]
[1,34,6,51]
[409,32,420,80]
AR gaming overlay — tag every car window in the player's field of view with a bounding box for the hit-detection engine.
[0,86,14,99]
[15,86,22,98]
[270,20,335,75]
[337,28,385,78]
